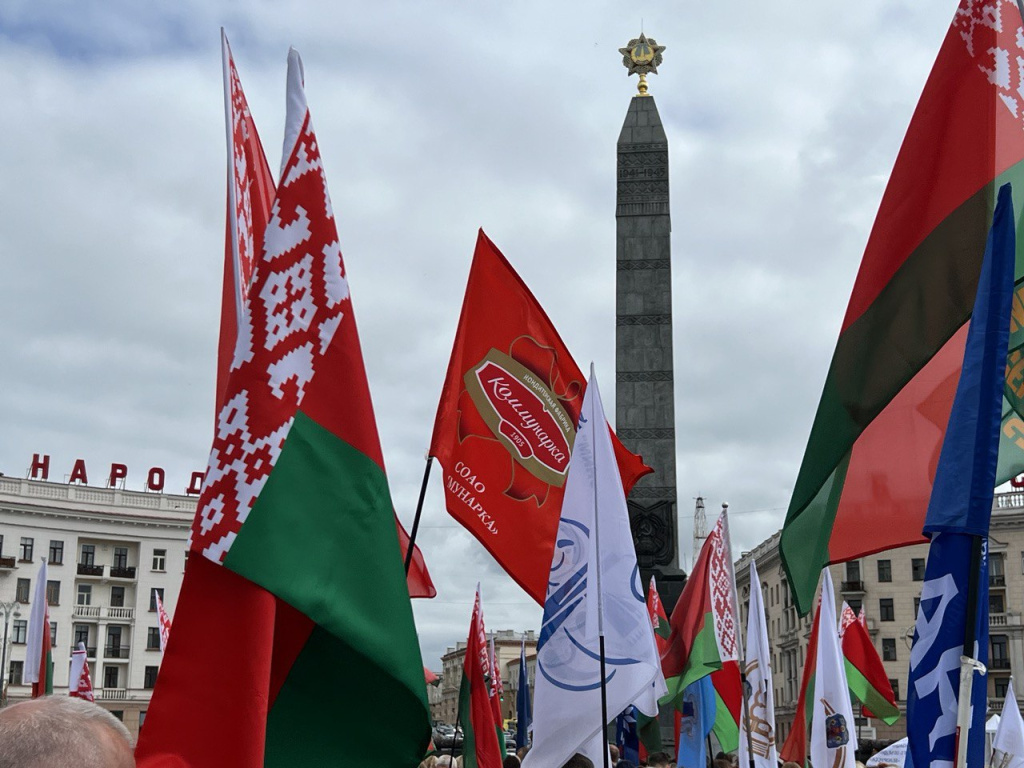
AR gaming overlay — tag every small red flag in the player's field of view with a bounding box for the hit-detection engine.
[430,230,651,602]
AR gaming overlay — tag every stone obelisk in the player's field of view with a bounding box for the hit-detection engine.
[615,34,687,610]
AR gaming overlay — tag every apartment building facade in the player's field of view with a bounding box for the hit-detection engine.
[0,474,192,737]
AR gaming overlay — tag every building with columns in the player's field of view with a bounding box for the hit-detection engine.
[0,474,191,737]
[735,488,1024,745]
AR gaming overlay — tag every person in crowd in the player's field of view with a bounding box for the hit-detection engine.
[0,695,135,768]
[647,751,674,768]
[562,755,594,768]
[419,757,439,768]
[503,754,522,768]
[609,744,620,765]
[616,759,638,768]
[517,745,531,761]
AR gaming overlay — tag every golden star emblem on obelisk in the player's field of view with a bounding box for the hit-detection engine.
[619,33,665,96]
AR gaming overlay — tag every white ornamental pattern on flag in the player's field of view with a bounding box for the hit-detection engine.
[708,514,738,660]
[191,58,351,564]
[955,0,1024,128]
[227,50,258,307]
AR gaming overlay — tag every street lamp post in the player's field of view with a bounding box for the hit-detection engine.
[0,600,22,707]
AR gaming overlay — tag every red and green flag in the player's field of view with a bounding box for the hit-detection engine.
[430,231,651,604]
[459,587,504,768]
[781,0,1024,614]
[839,602,899,725]
[779,603,820,766]
[706,510,742,752]
[136,48,429,767]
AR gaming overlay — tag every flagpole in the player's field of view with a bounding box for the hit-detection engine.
[954,535,987,768]
[449,709,461,768]
[403,456,433,574]
[588,367,610,768]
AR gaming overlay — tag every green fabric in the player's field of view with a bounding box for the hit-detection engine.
[225,411,430,765]
[844,660,900,726]
[662,616,721,703]
[458,673,479,768]
[712,688,739,752]
[638,712,663,752]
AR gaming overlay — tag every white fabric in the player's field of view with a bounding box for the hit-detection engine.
[281,49,307,179]
[523,368,667,768]
[993,681,1024,768]
[810,568,858,768]
[866,737,907,767]
[23,559,48,684]
[739,560,778,768]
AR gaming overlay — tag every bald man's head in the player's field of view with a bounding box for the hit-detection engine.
[0,696,135,768]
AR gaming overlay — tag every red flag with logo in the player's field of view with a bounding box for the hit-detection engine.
[430,230,651,602]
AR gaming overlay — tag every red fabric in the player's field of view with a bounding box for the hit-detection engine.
[430,230,651,603]
[30,607,50,699]
[827,326,966,562]
[135,557,314,768]
[778,603,820,765]
[711,661,742,732]
[647,576,670,663]
[463,591,504,768]
[662,533,716,681]
[840,2,1024,333]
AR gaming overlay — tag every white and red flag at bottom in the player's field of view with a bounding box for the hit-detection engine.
[155,590,172,652]
[69,642,94,702]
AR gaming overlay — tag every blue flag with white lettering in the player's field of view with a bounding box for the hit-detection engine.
[907,182,1015,768]
[616,707,640,765]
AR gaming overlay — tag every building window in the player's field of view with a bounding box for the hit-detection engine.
[147,627,161,650]
[48,540,63,565]
[109,710,124,721]
[848,599,862,614]
[882,638,897,661]
[996,677,1011,699]
[993,592,1006,614]
[107,626,123,654]
[19,538,33,562]
[144,666,158,689]
[46,580,60,606]
[152,549,166,572]
[8,661,23,686]
[12,620,27,644]
[50,623,57,646]
[74,624,89,646]
[139,711,146,730]
[109,586,125,607]
[914,597,921,618]
[0,534,4,556]
[992,635,1010,669]
[15,578,30,603]
[845,560,861,583]
[113,547,128,570]
[80,544,95,567]
[150,588,164,612]
[911,558,926,581]
[103,666,119,689]
[879,598,895,622]
[77,584,92,606]
[889,678,900,701]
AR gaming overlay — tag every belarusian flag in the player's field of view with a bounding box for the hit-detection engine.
[839,601,899,725]
[69,642,94,702]
[778,602,820,765]
[459,587,504,768]
[154,589,172,652]
[488,635,507,755]
[781,0,1024,613]
[706,509,742,752]
[23,559,52,698]
[647,575,670,656]
[136,48,429,767]
[430,230,650,603]
[661,514,724,697]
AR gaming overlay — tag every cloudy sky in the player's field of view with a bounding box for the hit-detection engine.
[0,2,961,667]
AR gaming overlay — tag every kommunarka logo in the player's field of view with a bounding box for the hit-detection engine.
[464,349,576,487]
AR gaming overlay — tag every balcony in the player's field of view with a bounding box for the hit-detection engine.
[840,580,865,593]
[109,566,136,580]
[0,556,15,569]
[990,574,1007,588]
[72,605,135,621]
[70,645,97,657]
[74,605,100,619]
[104,646,130,659]
[99,688,127,701]
[990,658,1012,671]
[106,606,134,620]
[77,563,103,577]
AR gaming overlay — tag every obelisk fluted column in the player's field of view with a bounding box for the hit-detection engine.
[615,35,686,609]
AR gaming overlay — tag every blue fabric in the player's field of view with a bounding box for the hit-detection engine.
[516,642,531,751]
[676,675,715,768]
[615,706,640,765]
[908,183,1011,768]
[907,534,989,768]
[923,182,1016,536]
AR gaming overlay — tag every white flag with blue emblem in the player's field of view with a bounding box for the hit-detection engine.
[810,568,857,768]
[523,367,666,768]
